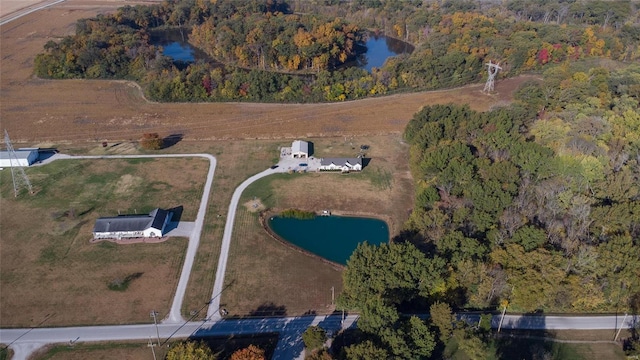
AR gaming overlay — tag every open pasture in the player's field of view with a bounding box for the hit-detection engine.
[0,156,208,326]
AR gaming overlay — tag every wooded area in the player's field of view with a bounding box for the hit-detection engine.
[336,63,640,358]
[34,0,640,102]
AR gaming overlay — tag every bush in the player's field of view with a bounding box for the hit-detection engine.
[140,133,163,150]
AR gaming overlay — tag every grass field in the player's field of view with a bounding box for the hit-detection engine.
[220,135,414,316]
[0,157,208,327]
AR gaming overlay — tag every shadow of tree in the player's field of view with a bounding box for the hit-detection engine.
[162,133,184,149]
[492,311,563,360]
[248,302,287,317]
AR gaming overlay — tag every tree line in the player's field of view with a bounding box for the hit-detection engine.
[334,63,640,358]
[34,0,640,102]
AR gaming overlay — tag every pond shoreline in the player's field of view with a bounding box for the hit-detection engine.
[259,208,392,269]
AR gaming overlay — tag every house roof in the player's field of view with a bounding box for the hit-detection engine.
[93,208,170,233]
[320,158,362,166]
[292,140,309,154]
[0,150,37,160]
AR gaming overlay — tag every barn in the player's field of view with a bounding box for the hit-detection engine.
[291,140,311,158]
[319,158,362,172]
[0,149,38,167]
[93,208,172,240]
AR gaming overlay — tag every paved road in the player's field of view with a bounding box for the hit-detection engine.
[0,0,65,25]
[29,153,217,323]
[2,314,637,360]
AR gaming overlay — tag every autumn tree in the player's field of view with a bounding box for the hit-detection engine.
[230,344,266,360]
[166,341,216,360]
[140,133,164,150]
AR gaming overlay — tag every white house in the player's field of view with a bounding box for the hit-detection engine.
[319,158,363,172]
[291,140,310,158]
[0,149,38,167]
[93,208,172,240]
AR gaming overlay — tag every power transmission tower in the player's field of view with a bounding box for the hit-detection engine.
[483,60,502,93]
[4,129,34,197]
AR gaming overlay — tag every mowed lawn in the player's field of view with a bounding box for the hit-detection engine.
[0,157,208,327]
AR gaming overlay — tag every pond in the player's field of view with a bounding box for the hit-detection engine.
[150,29,412,72]
[350,34,414,72]
[268,215,389,265]
[150,28,212,63]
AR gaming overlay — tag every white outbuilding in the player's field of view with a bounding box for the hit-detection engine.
[0,149,38,167]
[291,140,310,158]
[93,208,172,240]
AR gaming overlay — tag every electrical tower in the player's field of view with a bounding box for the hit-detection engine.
[483,60,502,93]
[3,130,34,197]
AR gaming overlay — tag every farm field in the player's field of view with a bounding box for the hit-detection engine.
[0,0,532,145]
[0,156,208,327]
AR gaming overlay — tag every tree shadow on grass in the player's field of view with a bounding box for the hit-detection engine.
[490,310,578,360]
[248,302,287,317]
[162,133,183,149]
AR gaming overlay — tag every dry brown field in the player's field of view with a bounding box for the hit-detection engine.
[0,156,208,327]
[0,0,532,145]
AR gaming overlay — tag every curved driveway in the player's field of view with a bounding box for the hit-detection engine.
[206,167,281,320]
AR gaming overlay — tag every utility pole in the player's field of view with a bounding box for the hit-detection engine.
[497,300,508,333]
[331,286,335,306]
[614,313,628,341]
[150,310,160,346]
[148,337,157,360]
[483,61,502,94]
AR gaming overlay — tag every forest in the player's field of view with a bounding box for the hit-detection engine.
[34,0,640,102]
[335,62,640,359]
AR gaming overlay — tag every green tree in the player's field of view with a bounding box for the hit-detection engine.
[302,326,327,351]
[429,301,454,342]
[344,340,388,360]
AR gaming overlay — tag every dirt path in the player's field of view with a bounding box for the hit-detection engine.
[0,0,534,143]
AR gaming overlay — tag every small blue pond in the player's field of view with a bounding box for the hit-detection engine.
[268,215,389,265]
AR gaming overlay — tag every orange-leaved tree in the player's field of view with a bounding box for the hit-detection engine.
[230,344,266,360]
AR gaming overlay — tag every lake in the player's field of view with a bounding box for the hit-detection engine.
[150,29,412,72]
[268,215,389,265]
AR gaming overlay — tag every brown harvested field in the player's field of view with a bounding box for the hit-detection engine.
[0,0,533,145]
[0,156,208,327]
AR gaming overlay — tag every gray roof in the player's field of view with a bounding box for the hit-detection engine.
[292,140,309,154]
[0,150,36,160]
[320,158,362,166]
[93,208,170,233]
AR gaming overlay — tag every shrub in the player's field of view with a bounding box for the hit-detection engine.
[280,208,316,220]
[140,133,163,150]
